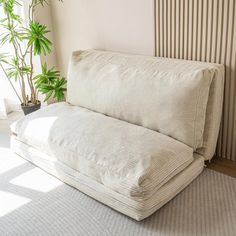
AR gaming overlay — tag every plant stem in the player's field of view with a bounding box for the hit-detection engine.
[0,64,23,103]
[28,1,37,103]
[6,14,27,105]
[29,45,36,103]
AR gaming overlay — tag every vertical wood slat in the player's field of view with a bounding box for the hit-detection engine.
[206,0,213,62]
[187,0,193,60]
[221,0,229,159]
[225,0,234,159]
[229,0,236,159]
[159,0,164,57]
[171,0,176,58]
[231,2,236,159]
[175,0,180,58]
[155,0,236,161]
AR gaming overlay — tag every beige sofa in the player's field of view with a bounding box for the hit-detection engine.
[11,50,224,221]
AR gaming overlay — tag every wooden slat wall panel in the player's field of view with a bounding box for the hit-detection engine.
[155,0,236,161]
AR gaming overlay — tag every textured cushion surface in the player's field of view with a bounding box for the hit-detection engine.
[11,102,193,200]
[67,50,217,149]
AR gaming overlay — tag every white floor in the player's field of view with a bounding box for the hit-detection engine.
[0,113,236,236]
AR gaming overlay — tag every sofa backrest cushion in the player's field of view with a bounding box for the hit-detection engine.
[195,67,224,159]
[67,50,224,154]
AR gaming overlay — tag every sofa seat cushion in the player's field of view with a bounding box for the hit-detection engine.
[11,102,194,200]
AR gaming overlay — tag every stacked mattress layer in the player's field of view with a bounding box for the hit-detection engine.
[11,135,204,221]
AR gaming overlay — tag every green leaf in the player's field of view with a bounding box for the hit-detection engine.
[0,53,10,65]
[43,89,53,102]
[26,21,52,55]
[35,63,67,102]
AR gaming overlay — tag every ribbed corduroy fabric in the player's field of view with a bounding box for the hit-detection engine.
[11,135,203,221]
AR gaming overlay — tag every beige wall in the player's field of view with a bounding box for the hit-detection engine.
[50,0,155,76]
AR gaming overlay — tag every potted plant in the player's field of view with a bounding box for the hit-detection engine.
[0,0,66,115]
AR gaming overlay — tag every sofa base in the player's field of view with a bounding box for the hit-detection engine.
[11,135,204,221]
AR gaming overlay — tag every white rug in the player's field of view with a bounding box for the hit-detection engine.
[0,114,236,236]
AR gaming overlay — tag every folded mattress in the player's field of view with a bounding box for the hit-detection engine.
[11,102,194,202]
